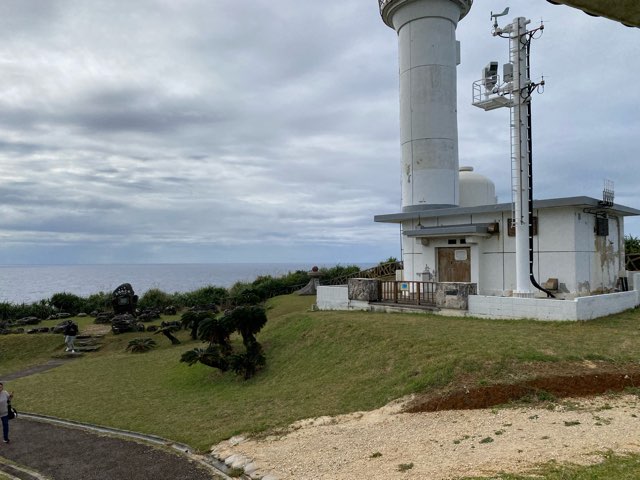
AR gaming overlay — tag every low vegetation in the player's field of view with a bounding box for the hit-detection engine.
[625,234,640,254]
[3,294,640,480]
[126,338,158,353]
[0,264,363,321]
[463,452,640,479]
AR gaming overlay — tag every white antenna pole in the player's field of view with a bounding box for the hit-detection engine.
[473,12,545,297]
[511,17,533,297]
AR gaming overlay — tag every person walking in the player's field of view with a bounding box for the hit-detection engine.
[0,382,14,443]
[63,320,79,353]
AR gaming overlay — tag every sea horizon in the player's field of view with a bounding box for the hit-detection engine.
[0,262,373,305]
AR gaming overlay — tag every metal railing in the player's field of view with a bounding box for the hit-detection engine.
[379,0,474,20]
[378,0,391,14]
[626,254,640,271]
[322,261,403,286]
[379,280,436,306]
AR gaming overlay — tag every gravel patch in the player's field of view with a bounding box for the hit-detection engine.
[214,394,640,479]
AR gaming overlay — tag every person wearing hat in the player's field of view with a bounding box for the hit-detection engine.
[0,382,14,443]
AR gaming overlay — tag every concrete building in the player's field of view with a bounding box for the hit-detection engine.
[375,180,640,298]
[315,1,639,320]
[375,0,640,299]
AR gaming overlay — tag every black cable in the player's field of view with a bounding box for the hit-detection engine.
[524,40,555,298]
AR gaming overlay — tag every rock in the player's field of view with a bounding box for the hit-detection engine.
[347,278,380,301]
[94,312,113,324]
[243,462,258,474]
[27,327,50,334]
[228,436,246,446]
[17,316,41,325]
[224,454,241,466]
[112,283,138,315]
[77,312,88,317]
[231,456,250,469]
[111,314,138,334]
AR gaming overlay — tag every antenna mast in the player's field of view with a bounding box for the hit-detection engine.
[472,12,546,297]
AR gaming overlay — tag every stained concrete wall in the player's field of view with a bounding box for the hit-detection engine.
[316,286,370,311]
[403,206,625,297]
[468,291,638,321]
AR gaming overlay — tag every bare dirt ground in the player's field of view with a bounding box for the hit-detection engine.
[213,361,640,480]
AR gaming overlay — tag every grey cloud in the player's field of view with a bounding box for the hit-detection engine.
[0,0,637,265]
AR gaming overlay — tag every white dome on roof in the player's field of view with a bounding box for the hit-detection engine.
[459,166,497,207]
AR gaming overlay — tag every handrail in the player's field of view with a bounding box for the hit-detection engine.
[322,261,403,286]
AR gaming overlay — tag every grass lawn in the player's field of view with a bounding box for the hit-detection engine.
[463,452,640,479]
[2,296,640,460]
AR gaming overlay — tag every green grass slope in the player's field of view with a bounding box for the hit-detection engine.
[2,296,640,453]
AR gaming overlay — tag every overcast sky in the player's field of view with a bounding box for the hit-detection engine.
[0,0,638,265]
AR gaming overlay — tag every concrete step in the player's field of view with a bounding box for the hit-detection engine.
[73,346,101,352]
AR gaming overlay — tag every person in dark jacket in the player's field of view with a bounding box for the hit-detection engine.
[63,320,79,353]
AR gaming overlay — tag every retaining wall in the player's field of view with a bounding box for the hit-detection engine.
[469,290,639,321]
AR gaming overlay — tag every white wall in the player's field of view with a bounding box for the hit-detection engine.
[316,286,349,310]
[316,273,640,320]
[402,206,626,297]
[469,291,639,321]
[315,286,370,311]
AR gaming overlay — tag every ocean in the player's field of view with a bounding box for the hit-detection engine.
[0,263,362,305]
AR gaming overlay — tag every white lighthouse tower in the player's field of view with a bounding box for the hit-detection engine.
[379,0,472,211]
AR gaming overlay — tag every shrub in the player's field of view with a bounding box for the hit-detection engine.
[181,304,268,380]
[229,287,262,306]
[50,292,85,314]
[138,289,176,310]
[0,301,55,321]
[379,256,398,265]
[84,292,111,313]
[126,338,158,353]
[318,264,361,282]
[196,315,235,352]
[180,346,229,371]
[626,235,640,254]
[181,309,218,340]
[178,286,228,309]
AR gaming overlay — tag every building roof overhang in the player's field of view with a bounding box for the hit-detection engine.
[546,0,640,28]
[374,196,640,224]
[404,223,495,238]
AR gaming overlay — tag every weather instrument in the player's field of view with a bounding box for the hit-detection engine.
[472,10,548,297]
[490,7,509,29]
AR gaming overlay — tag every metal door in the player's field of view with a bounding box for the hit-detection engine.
[437,247,471,282]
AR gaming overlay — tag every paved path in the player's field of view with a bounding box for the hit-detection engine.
[1,363,226,480]
[1,360,75,382]
[0,417,222,480]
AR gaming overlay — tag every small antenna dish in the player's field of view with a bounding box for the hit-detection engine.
[491,7,510,28]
